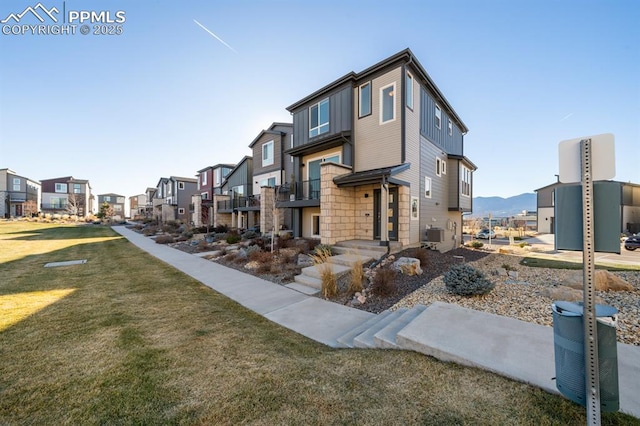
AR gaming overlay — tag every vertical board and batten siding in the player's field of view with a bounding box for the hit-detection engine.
[272,124,295,186]
[354,66,402,172]
[420,88,463,156]
[252,133,282,176]
[291,85,353,149]
[226,159,253,196]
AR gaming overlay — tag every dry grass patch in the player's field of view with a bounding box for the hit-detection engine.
[0,222,637,425]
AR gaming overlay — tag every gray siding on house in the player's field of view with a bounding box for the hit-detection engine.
[252,133,283,176]
[291,84,353,149]
[420,88,463,155]
[226,158,253,196]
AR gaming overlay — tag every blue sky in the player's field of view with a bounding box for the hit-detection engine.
[1,0,638,211]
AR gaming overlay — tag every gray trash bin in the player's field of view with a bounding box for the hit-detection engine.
[552,301,619,412]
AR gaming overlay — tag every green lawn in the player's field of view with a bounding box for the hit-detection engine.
[1,221,637,425]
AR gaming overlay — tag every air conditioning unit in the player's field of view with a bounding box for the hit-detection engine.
[426,228,444,242]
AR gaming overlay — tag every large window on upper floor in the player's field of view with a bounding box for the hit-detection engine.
[13,178,21,191]
[201,172,207,186]
[461,165,471,197]
[359,82,371,117]
[262,140,274,166]
[55,183,67,193]
[435,104,442,129]
[309,98,329,138]
[380,82,396,124]
[214,169,221,186]
[73,183,81,193]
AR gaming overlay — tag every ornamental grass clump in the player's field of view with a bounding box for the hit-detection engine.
[443,263,494,296]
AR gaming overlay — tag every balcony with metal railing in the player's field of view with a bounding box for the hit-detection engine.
[276,179,321,203]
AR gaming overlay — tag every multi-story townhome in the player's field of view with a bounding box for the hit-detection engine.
[248,122,294,233]
[0,168,41,218]
[279,48,476,251]
[144,187,156,219]
[152,176,197,223]
[214,157,254,229]
[129,194,147,219]
[195,164,234,227]
[97,193,126,219]
[536,180,640,234]
[40,176,93,217]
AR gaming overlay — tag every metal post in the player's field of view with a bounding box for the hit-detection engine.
[581,138,600,425]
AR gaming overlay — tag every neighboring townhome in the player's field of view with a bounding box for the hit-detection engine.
[248,122,294,233]
[40,176,93,217]
[536,180,640,234]
[281,48,476,251]
[144,187,157,219]
[129,193,147,219]
[97,193,126,220]
[0,168,41,218]
[152,176,198,223]
[194,164,234,227]
[215,156,254,229]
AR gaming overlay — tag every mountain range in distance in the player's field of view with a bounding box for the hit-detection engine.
[471,193,536,218]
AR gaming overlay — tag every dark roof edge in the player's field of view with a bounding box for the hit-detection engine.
[286,72,356,112]
[449,154,478,170]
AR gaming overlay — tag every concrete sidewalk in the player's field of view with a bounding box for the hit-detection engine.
[113,225,640,419]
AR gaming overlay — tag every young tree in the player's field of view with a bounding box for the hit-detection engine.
[96,202,114,220]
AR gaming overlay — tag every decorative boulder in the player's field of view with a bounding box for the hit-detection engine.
[562,270,633,292]
[392,257,423,276]
[542,286,606,304]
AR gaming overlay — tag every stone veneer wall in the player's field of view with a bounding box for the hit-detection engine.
[353,185,375,240]
[260,187,279,234]
[212,194,232,228]
[397,185,411,246]
[320,162,356,245]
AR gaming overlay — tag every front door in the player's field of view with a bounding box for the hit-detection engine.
[373,187,398,241]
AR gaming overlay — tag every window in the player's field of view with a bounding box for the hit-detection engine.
[411,197,419,220]
[435,105,441,129]
[406,72,414,109]
[309,98,329,137]
[201,172,207,186]
[290,134,294,162]
[178,182,185,190]
[359,82,371,117]
[461,165,471,197]
[262,140,274,166]
[436,157,446,176]
[201,192,209,200]
[13,178,20,191]
[114,205,123,212]
[448,119,453,136]
[312,214,320,236]
[55,183,67,193]
[380,83,396,124]
[260,177,276,187]
[424,177,432,198]
[215,169,221,186]
[178,208,185,215]
[51,197,67,208]
[104,196,111,202]
[117,197,125,203]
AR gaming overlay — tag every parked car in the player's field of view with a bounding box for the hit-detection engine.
[624,233,640,251]
[475,229,496,239]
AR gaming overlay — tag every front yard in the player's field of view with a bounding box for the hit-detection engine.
[1,221,637,424]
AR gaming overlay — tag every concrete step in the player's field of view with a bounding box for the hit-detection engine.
[298,263,352,280]
[328,253,374,267]
[373,305,428,349]
[353,308,409,349]
[293,273,323,290]
[332,246,387,260]
[284,282,320,295]
[335,310,394,348]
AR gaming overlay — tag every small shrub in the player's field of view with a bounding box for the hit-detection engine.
[443,264,494,296]
[348,260,365,294]
[213,224,229,234]
[242,230,259,240]
[226,231,241,244]
[469,241,484,249]
[502,263,515,271]
[518,242,529,248]
[197,239,209,250]
[372,268,397,297]
[155,235,174,244]
[314,244,334,257]
[319,263,337,298]
[245,245,263,259]
[142,225,158,236]
[414,248,429,267]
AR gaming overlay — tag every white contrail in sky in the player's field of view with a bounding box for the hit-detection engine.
[560,112,573,122]
[193,19,237,53]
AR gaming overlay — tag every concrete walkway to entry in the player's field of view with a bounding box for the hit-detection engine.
[112,225,640,419]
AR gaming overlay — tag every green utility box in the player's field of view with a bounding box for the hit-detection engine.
[552,301,619,412]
